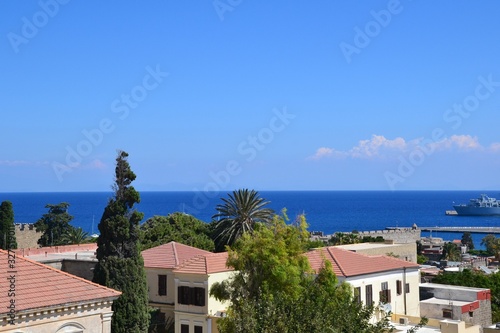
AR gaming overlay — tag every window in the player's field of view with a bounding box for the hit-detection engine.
[443,309,453,319]
[158,275,167,296]
[178,286,191,305]
[178,286,206,306]
[195,326,203,333]
[365,285,373,305]
[55,323,85,333]
[405,283,410,294]
[354,287,361,304]
[181,324,189,333]
[396,280,402,295]
[380,282,391,303]
[193,287,206,307]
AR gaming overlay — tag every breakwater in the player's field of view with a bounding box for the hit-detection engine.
[418,226,500,234]
[312,228,421,244]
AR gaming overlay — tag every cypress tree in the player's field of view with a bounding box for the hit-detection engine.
[0,201,17,250]
[93,151,149,332]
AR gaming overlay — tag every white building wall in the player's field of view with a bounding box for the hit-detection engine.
[172,271,233,333]
[146,267,175,305]
[175,312,209,333]
[0,304,114,333]
[345,268,420,319]
[175,274,209,316]
[207,272,233,316]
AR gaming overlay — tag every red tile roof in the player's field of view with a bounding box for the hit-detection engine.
[142,242,212,269]
[174,252,233,275]
[0,250,121,315]
[305,246,419,277]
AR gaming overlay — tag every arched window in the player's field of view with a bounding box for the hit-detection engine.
[56,322,85,333]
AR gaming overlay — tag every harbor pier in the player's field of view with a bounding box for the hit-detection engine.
[388,226,500,234]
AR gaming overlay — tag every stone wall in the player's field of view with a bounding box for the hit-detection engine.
[357,228,421,244]
[14,243,98,257]
[61,259,97,281]
[460,299,492,332]
[340,242,417,263]
[14,223,41,249]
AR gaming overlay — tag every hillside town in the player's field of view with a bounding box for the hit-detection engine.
[2,224,500,332]
[2,153,500,333]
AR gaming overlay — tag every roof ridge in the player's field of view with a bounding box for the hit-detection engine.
[326,247,348,276]
[0,249,121,296]
[172,242,179,267]
[379,254,420,267]
[204,253,209,273]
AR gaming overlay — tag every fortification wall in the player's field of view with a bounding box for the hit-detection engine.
[14,223,41,249]
[357,228,421,244]
[14,242,97,257]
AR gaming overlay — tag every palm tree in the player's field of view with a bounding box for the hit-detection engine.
[61,227,89,245]
[441,242,461,261]
[212,189,274,251]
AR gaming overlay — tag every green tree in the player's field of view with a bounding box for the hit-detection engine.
[481,234,500,259]
[61,227,89,245]
[328,232,360,245]
[211,189,274,251]
[461,232,474,251]
[34,203,75,247]
[0,201,17,250]
[140,212,215,251]
[210,213,392,333]
[417,254,428,264]
[441,242,461,261]
[93,151,149,333]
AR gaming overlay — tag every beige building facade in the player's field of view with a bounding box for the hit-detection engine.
[0,249,120,333]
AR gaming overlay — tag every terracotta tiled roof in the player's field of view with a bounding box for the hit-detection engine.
[141,241,212,269]
[174,252,233,275]
[0,250,121,315]
[305,246,419,277]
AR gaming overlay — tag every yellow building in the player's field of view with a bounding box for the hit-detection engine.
[142,242,233,333]
[0,249,121,333]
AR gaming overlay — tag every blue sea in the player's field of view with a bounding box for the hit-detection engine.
[1,191,500,249]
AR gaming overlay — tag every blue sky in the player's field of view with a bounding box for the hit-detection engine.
[1,0,500,192]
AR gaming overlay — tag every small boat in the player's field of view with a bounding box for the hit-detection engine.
[453,194,500,216]
[90,215,100,238]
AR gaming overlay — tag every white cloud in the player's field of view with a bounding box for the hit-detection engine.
[71,159,107,170]
[489,142,500,152]
[87,159,107,170]
[350,135,408,158]
[309,135,410,160]
[309,147,337,160]
[310,134,500,160]
[430,135,482,151]
[0,160,49,167]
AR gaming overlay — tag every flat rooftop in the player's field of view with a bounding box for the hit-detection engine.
[421,282,490,292]
[336,242,404,251]
[390,322,440,333]
[23,250,97,263]
[420,297,470,307]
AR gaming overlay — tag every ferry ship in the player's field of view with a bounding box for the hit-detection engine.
[453,194,500,216]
